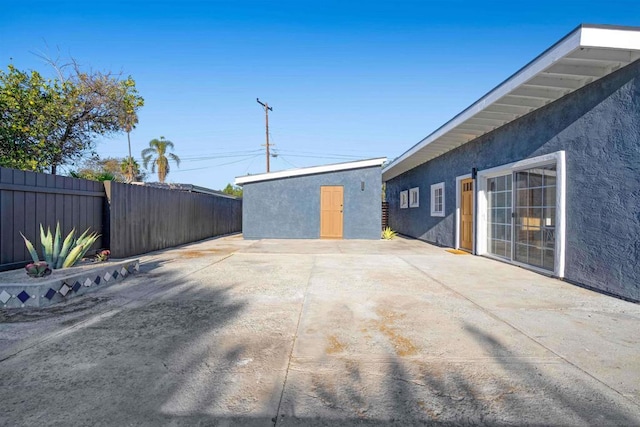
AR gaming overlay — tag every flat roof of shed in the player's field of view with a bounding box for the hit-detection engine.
[235,157,387,185]
[382,24,640,181]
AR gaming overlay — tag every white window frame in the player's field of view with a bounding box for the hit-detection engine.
[430,183,445,217]
[476,150,566,278]
[400,190,408,209]
[409,187,419,208]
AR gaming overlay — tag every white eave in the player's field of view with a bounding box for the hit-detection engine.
[382,24,640,181]
[235,157,387,185]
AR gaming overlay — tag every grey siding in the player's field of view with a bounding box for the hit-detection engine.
[386,60,640,301]
[243,166,381,239]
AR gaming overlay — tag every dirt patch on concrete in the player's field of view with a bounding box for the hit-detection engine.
[179,251,208,259]
[178,248,234,258]
[374,308,418,356]
[325,335,346,354]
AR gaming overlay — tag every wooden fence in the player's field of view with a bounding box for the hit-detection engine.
[381,201,389,230]
[0,166,242,271]
[104,181,242,258]
[0,167,105,271]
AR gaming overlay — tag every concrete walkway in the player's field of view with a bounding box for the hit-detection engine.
[1,235,639,426]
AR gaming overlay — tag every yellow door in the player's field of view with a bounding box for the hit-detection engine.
[320,186,343,239]
[460,179,474,251]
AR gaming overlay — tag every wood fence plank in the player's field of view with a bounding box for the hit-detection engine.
[0,189,14,265]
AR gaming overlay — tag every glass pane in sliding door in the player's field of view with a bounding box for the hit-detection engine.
[513,165,556,271]
[486,175,512,259]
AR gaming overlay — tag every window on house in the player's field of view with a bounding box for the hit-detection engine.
[400,190,408,209]
[409,187,419,208]
[430,183,445,216]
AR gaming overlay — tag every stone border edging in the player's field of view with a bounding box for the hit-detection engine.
[0,259,140,308]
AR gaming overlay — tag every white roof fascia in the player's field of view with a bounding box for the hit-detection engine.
[235,157,387,185]
[382,25,640,181]
[580,26,640,50]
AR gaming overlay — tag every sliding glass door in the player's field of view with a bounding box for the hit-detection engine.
[485,165,556,271]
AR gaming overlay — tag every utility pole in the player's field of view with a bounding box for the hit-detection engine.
[256,98,273,172]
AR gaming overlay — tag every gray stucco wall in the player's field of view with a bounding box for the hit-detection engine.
[386,60,640,302]
[242,166,382,239]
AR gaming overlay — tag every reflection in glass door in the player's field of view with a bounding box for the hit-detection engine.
[513,166,556,271]
[487,175,512,259]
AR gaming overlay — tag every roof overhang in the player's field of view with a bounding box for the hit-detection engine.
[235,157,387,185]
[382,24,640,181]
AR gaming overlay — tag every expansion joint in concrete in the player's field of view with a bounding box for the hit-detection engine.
[273,255,316,426]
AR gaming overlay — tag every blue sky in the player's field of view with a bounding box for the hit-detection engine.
[2,1,638,189]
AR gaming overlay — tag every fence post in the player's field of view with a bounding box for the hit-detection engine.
[102,181,112,255]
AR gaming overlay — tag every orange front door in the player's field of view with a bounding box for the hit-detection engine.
[460,179,474,251]
[320,186,343,239]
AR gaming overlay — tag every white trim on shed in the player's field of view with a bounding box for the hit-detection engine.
[382,24,640,181]
[235,157,387,185]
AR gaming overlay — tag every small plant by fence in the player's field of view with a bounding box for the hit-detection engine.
[0,166,242,271]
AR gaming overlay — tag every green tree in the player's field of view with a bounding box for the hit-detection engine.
[0,65,64,171]
[0,62,144,174]
[141,137,180,183]
[120,156,145,182]
[222,183,243,197]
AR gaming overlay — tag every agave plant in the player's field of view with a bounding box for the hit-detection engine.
[20,222,100,269]
[381,227,397,240]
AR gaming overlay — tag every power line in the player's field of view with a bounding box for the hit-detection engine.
[273,153,364,161]
[123,150,263,164]
[177,149,262,158]
[275,148,368,157]
[170,154,262,172]
[243,154,259,174]
[278,155,299,169]
[178,151,263,162]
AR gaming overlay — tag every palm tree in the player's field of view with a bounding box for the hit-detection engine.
[119,78,144,182]
[141,137,180,183]
[123,117,136,182]
[120,156,145,182]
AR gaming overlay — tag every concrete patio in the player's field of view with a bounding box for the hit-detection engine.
[1,234,639,426]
